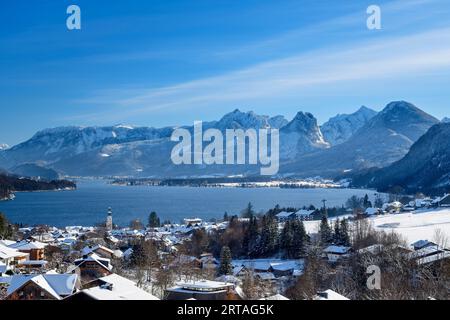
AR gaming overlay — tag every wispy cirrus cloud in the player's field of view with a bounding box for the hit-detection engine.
[73,24,450,123]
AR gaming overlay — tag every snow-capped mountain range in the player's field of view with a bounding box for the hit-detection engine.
[280,112,330,160]
[0,102,439,178]
[321,106,378,146]
[280,101,439,177]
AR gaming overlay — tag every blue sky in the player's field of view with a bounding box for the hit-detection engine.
[1,0,450,145]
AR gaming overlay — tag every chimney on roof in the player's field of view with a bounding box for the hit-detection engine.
[101,283,114,291]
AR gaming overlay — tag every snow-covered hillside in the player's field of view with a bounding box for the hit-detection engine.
[371,209,450,244]
[304,209,450,245]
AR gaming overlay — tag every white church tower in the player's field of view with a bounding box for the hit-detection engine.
[106,207,113,231]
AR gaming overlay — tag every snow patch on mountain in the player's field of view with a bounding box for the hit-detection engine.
[206,109,288,131]
[321,106,377,145]
[280,112,329,159]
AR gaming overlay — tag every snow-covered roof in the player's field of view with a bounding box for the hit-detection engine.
[0,244,29,260]
[259,294,290,300]
[409,246,442,259]
[75,274,159,300]
[74,253,112,271]
[417,251,450,265]
[315,289,349,300]
[294,209,315,217]
[358,244,384,255]
[19,260,48,266]
[81,245,114,256]
[411,239,436,249]
[276,211,294,218]
[0,240,16,246]
[176,279,234,290]
[8,240,47,250]
[255,272,276,281]
[365,208,379,216]
[215,275,241,285]
[233,259,303,272]
[324,246,351,254]
[438,194,450,202]
[270,261,298,271]
[233,266,245,276]
[7,274,77,299]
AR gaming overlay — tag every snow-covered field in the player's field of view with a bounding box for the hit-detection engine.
[371,209,450,244]
[304,209,450,246]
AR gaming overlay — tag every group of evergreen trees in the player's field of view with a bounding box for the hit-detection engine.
[345,194,376,211]
[240,212,310,259]
[280,219,309,259]
[319,216,350,246]
[148,211,161,228]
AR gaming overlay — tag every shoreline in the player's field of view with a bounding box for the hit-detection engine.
[0,187,77,202]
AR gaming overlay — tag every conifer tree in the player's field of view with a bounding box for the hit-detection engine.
[280,220,293,258]
[241,202,255,218]
[333,218,341,245]
[148,211,161,228]
[340,219,351,246]
[260,215,279,256]
[363,194,372,209]
[244,215,259,257]
[319,215,333,246]
[219,246,233,275]
[291,219,308,258]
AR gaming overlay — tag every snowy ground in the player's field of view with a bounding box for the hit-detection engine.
[304,209,450,246]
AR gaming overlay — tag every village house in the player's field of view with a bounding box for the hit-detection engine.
[357,244,384,255]
[81,244,117,260]
[184,218,203,226]
[259,293,290,300]
[323,246,352,262]
[409,243,450,266]
[365,207,382,216]
[0,244,29,272]
[411,240,438,251]
[382,201,403,214]
[436,194,450,207]
[276,210,315,222]
[8,240,47,260]
[314,289,350,300]
[270,261,300,277]
[254,272,276,282]
[65,274,159,300]
[165,280,239,300]
[200,253,219,270]
[72,253,113,284]
[275,211,296,222]
[6,274,78,300]
[294,209,316,221]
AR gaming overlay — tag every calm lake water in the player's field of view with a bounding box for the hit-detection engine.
[0,180,378,227]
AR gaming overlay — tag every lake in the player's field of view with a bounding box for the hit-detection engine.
[0,180,379,227]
